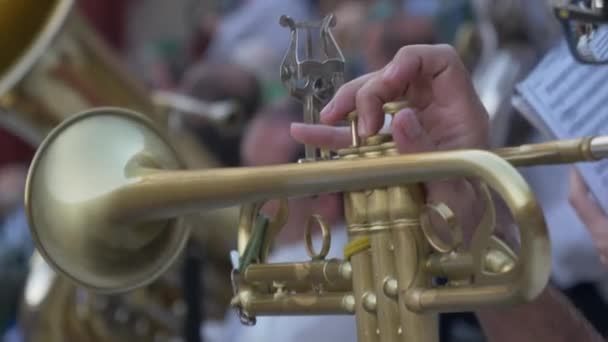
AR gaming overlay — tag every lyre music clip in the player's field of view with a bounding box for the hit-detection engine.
[279,14,345,161]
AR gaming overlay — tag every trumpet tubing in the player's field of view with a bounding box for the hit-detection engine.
[24,107,608,341]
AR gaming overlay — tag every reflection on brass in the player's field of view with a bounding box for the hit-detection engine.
[0,0,157,145]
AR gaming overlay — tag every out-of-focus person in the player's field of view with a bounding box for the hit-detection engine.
[179,62,262,167]
[205,99,351,342]
[240,99,343,245]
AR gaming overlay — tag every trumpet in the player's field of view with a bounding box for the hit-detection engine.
[24,102,608,341]
[23,13,608,342]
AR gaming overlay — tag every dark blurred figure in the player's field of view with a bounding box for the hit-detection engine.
[77,0,132,52]
[240,99,303,167]
[179,62,262,166]
[363,13,436,71]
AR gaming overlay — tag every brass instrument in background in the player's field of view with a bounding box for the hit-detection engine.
[0,0,240,340]
[24,103,608,342]
[0,0,241,160]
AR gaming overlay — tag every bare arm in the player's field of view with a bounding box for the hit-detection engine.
[477,284,603,341]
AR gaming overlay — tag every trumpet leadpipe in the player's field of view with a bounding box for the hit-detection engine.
[494,136,608,166]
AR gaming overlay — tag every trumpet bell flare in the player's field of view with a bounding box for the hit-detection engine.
[25,108,190,293]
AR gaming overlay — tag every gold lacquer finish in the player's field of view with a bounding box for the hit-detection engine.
[25,104,608,340]
[0,0,157,144]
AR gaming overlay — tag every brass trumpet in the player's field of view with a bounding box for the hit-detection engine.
[23,104,608,341]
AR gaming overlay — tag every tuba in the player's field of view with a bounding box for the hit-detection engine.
[1,0,240,340]
[22,14,608,342]
[0,0,241,163]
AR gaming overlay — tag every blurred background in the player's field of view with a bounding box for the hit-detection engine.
[1,0,607,341]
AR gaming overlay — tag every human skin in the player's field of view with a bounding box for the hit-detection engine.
[290,44,603,341]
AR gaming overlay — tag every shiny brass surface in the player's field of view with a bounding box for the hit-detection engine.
[0,0,158,143]
[26,108,189,293]
[26,104,608,340]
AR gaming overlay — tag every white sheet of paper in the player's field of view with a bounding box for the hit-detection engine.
[515,40,608,214]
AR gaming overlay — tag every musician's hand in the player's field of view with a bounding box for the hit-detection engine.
[291,44,491,240]
[569,169,608,265]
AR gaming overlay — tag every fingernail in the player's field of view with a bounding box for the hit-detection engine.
[320,100,335,118]
[382,62,399,81]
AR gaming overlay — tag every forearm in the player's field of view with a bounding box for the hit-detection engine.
[476,286,604,342]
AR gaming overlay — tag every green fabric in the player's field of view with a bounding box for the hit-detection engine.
[238,213,269,272]
[261,80,289,105]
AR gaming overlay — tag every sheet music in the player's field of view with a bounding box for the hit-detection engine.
[515,40,608,213]
[589,25,608,60]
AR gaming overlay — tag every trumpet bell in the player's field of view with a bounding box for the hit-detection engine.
[25,108,190,293]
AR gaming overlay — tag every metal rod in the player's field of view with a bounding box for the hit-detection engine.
[112,150,537,221]
[364,149,400,342]
[303,95,318,160]
[108,149,551,309]
[385,147,439,342]
[243,293,355,315]
[243,259,351,289]
[494,137,598,166]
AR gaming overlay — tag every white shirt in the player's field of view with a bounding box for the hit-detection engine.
[521,132,608,288]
